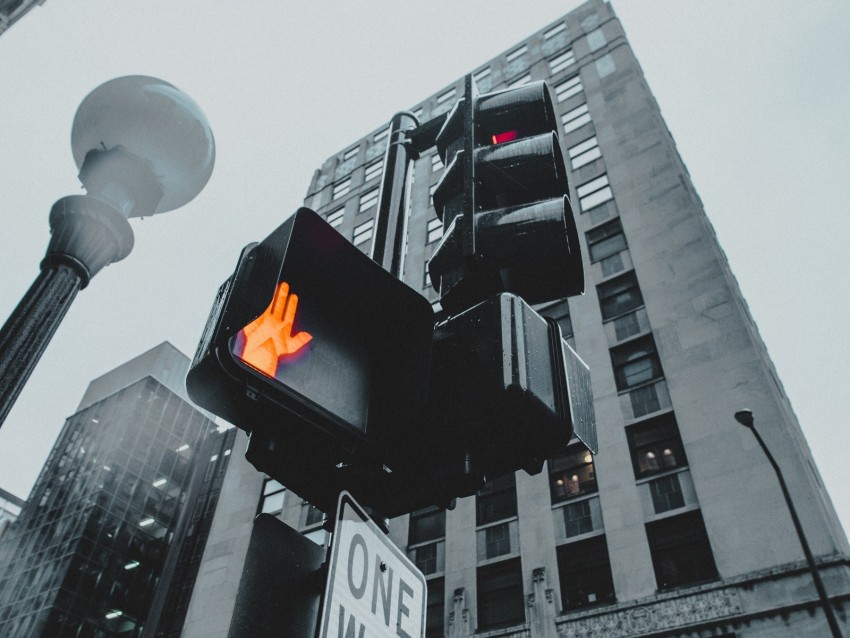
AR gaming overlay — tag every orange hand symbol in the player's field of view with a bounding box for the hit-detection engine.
[237,281,313,378]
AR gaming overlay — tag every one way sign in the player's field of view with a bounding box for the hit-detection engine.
[318,492,427,638]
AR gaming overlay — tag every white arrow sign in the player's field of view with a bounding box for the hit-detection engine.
[318,492,427,638]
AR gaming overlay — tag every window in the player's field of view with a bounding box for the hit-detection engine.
[540,299,572,339]
[426,217,443,243]
[484,522,512,559]
[429,183,438,207]
[426,578,445,638]
[506,45,528,62]
[409,506,446,545]
[611,335,663,392]
[326,208,345,228]
[359,187,379,213]
[555,75,583,102]
[343,146,359,161]
[431,154,444,172]
[627,414,687,478]
[549,445,597,503]
[544,23,566,40]
[586,218,626,263]
[562,103,591,134]
[576,174,613,211]
[353,219,374,247]
[474,67,492,91]
[258,478,285,515]
[556,536,615,610]
[332,178,351,200]
[436,87,457,104]
[300,501,324,528]
[477,558,524,630]
[646,510,718,589]
[364,160,383,182]
[373,127,389,142]
[549,49,576,74]
[597,271,643,320]
[568,136,601,169]
[507,74,531,88]
[477,473,517,526]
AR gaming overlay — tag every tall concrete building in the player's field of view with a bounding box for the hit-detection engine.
[184,1,850,636]
[0,342,234,637]
[0,0,45,37]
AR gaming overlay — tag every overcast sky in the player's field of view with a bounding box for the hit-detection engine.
[0,1,848,538]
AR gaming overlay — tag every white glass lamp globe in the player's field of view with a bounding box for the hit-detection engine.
[71,75,215,218]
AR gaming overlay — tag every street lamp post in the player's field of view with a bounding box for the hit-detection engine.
[0,75,215,428]
[734,409,843,637]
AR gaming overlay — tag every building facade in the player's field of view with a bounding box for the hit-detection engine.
[0,487,24,541]
[0,342,234,637]
[184,1,850,636]
[0,0,45,37]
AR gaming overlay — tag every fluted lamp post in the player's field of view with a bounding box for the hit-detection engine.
[0,75,215,428]
[734,409,843,637]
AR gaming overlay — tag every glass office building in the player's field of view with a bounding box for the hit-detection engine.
[0,343,231,637]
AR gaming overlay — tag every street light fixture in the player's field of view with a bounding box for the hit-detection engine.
[734,409,843,637]
[0,75,215,428]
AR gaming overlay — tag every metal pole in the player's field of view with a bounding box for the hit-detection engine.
[371,111,419,279]
[746,422,843,637]
[0,195,133,428]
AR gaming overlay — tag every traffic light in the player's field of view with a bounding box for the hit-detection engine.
[421,76,595,487]
[186,208,434,514]
[429,77,584,313]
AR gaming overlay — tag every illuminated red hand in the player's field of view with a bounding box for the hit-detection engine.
[238,281,313,377]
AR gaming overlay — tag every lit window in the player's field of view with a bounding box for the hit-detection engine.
[549,445,597,503]
[646,510,718,589]
[359,187,379,212]
[576,173,613,211]
[544,23,566,40]
[597,271,643,320]
[506,45,528,62]
[353,218,374,247]
[555,75,583,102]
[626,414,687,478]
[549,49,576,74]
[343,146,359,161]
[557,536,616,609]
[586,218,626,263]
[259,478,286,515]
[332,178,351,200]
[326,208,345,228]
[477,558,524,630]
[562,103,591,134]
[507,74,531,88]
[431,154,444,172]
[426,217,443,243]
[436,87,457,104]
[568,136,601,169]
[364,160,383,182]
[610,335,663,391]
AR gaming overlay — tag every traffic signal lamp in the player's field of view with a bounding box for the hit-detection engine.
[424,292,596,486]
[186,208,434,514]
[429,78,584,313]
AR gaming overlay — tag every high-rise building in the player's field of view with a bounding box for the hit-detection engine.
[0,0,45,37]
[183,1,850,636]
[0,487,24,540]
[0,342,234,638]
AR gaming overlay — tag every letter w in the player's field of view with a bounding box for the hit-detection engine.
[338,604,365,638]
